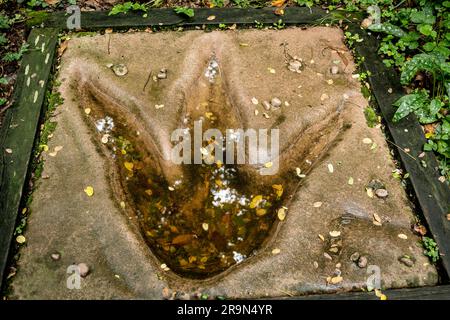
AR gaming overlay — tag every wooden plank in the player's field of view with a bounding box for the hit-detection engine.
[0,28,59,287]
[43,7,330,29]
[286,285,450,300]
[348,24,450,277]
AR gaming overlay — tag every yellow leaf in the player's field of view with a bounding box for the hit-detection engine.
[16,235,26,244]
[264,161,273,168]
[189,256,197,263]
[84,186,94,197]
[271,0,286,7]
[256,208,267,216]
[249,195,263,208]
[272,184,283,197]
[277,207,286,221]
[145,189,153,196]
[124,161,134,171]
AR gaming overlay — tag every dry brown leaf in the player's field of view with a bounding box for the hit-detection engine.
[58,40,68,57]
[271,0,286,7]
[172,234,194,246]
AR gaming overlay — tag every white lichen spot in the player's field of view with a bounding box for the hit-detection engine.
[25,65,29,75]
[34,35,40,46]
[45,53,50,64]
[33,90,38,103]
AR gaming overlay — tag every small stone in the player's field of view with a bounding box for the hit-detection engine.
[399,256,414,267]
[77,263,90,277]
[350,252,360,262]
[51,252,61,261]
[375,188,388,198]
[330,65,339,75]
[361,17,373,29]
[157,71,167,79]
[262,101,271,110]
[270,97,282,108]
[320,93,330,101]
[288,60,302,73]
[357,256,368,268]
[112,64,128,76]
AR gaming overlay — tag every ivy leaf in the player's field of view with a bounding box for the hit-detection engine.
[368,23,406,38]
[392,91,429,122]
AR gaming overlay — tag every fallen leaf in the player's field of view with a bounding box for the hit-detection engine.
[398,233,408,240]
[330,276,343,284]
[256,208,267,216]
[271,0,286,7]
[172,234,194,246]
[16,235,26,244]
[327,163,334,173]
[251,97,259,105]
[366,187,374,198]
[124,161,134,171]
[373,213,381,223]
[202,223,209,231]
[58,40,68,56]
[329,230,341,237]
[274,8,284,16]
[249,195,263,209]
[313,201,323,208]
[145,189,153,196]
[101,134,109,144]
[120,201,126,209]
[277,207,286,221]
[272,248,281,255]
[267,67,276,74]
[5,148,12,154]
[155,104,164,109]
[84,108,91,115]
[264,161,273,168]
[348,177,354,185]
[318,234,325,241]
[207,15,216,21]
[363,138,373,144]
[84,186,94,197]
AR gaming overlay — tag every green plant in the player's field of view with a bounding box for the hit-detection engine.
[2,43,29,62]
[272,19,285,30]
[174,7,194,18]
[422,236,440,263]
[254,20,264,29]
[231,0,250,8]
[0,13,11,29]
[109,2,148,16]
[0,33,7,45]
[210,0,225,7]
[26,0,48,8]
[219,23,227,30]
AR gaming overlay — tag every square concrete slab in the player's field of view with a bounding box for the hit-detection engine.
[9,27,438,299]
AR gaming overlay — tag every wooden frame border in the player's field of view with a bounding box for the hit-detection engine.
[1,7,449,299]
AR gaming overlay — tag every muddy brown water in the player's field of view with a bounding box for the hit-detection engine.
[81,56,302,278]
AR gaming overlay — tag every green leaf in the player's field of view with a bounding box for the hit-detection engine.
[423,42,436,51]
[0,77,8,85]
[418,24,437,38]
[400,53,441,85]
[174,7,194,18]
[392,91,429,122]
[410,11,436,25]
[368,23,406,38]
[416,98,442,123]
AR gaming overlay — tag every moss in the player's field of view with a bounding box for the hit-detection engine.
[26,11,49,27]
[364,106,378,128]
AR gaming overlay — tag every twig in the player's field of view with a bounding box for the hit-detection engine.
[107,35,111,55]
[386,139,417,161]
[143,70,152,92]
[0,99,14,115]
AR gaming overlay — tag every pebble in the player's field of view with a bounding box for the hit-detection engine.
[399,256,414,267]
[112,64,128,76]
[270,97,282,108]
[157,68,167,79]
[350,252,360,262]
[78,263,90,277]
[262,101,271,111]
[375,188,388,198]
[330,65,339,75]
[361,17,373,29]
[357,256,368,268]
[50,252,61,261]
[288,60,302,73]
